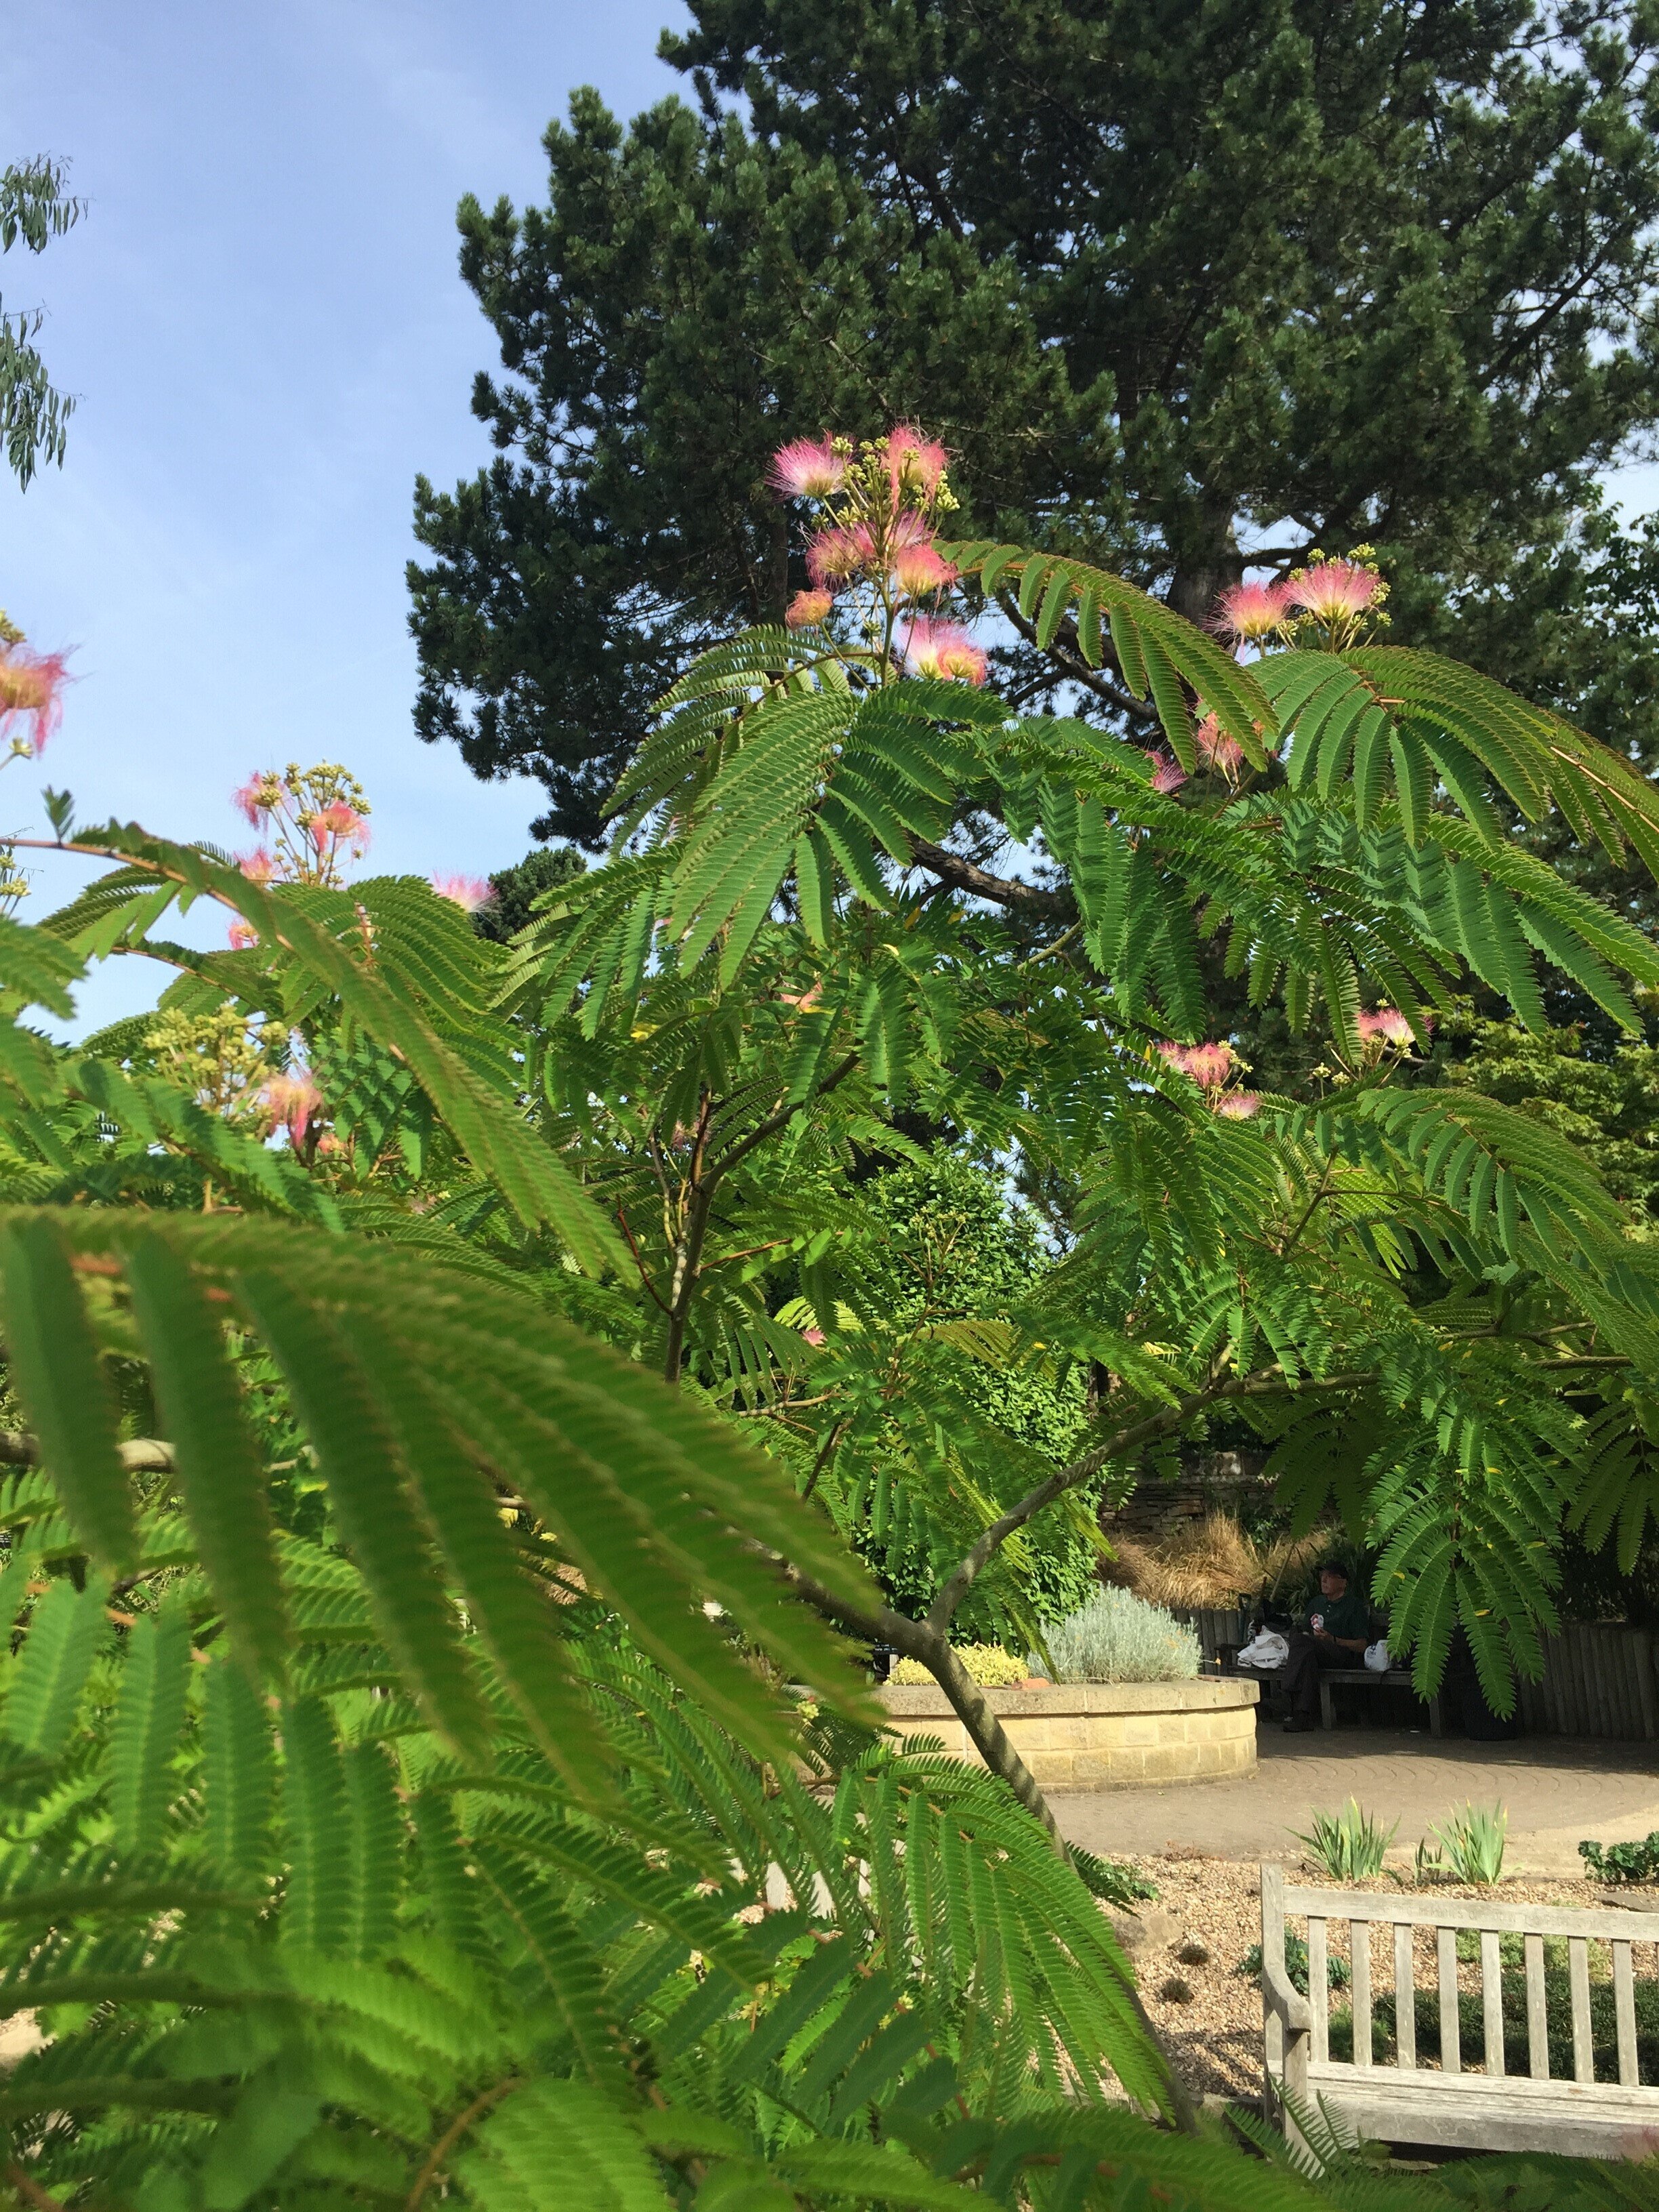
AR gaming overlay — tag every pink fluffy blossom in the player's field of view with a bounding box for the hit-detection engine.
[1212,580,1291,643]
[262,1070,323,1146]
[890,537,958,596]
[786,589,834,630]
[898,617,988,684]
[1150,750,1188,794]
[1158,1040,1234,1089]
[233,775,276,826]
[0,647,68,755]
[309,802,370,855]
[227,921,260,951]
[431,873,496,914]
[1357,1006,1420,1048]
[1212,1090,1262,1120]
[882,424,949,493]
[806,525,875,587]
[238,848,275,884]
[800,1326,827,1347]
[768,436,846,499]
[1286,560,1380,624]
[1195,713,1246,777]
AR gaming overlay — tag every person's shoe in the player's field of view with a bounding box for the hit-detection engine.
[1282,1715,1315,1733]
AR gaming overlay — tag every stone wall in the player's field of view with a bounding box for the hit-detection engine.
[878,1678,1259,1788]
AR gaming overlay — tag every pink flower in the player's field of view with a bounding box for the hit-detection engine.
[800,1326,826,1347]
[0,647,68,755]
[786,588,834,630]
[882,424,949,493]
[233,774,275,826]
[309,801,369,854]
[1150,750,1188,794]
[897,617,987,684]
[262,1070,323,1145]
[228,920,260,951]
[1158,1040,1234,1090]
[1212,1090,1262,1120]
[1212,580,1291,644]
[1357,1006,1419,1048]
[890,535,959,597]
[237,848,275,885]
[769,435,845,499]
[806,525,875,587]
[430,872,496,913]
[1194,712,1246,777]
[1286,560,1380,625]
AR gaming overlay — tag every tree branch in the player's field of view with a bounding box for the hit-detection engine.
[996,591,1160,727]
[905,838,1071,916]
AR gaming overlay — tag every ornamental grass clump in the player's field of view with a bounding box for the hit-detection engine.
[1296,1799,1399,1881]
[1432,1800,1508,1886]
[1033,1586,1200,1684]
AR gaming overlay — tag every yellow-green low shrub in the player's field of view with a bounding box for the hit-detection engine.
[891,1644,1030,1686]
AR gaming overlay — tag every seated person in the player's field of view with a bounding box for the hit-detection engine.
[1281,1559,1370,1732]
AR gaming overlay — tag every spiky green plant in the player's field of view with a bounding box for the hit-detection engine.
[1294,1801,1400,1883]
[1433,1800,1510,1886]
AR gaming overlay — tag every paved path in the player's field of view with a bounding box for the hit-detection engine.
[1051,1726,1659,1874]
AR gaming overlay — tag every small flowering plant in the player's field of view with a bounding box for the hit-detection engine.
[234,761,371,890]
[771,424,987,685]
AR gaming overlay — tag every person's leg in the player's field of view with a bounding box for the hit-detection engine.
[1281,1633,1319,1727]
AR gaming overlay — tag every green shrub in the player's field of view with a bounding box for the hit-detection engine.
[1580,1830,1659,1883]
[1294,1799,1399,1881]
[1033,1586,1200,1684]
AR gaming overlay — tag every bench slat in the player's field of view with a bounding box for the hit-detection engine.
[1306,2062,1659,2158]
[1616,1940,1639,2088]
[1352,1918,1372,2068]
[1438,1925,1460,2074]
[1481,1930,1504,2076]
[1524,1931,1549,2081]
[1286,1884,1659,1944]
[1309,1917,1329,2064]
[1570,1937,1594,2083]
[1395,1921,1415,2070]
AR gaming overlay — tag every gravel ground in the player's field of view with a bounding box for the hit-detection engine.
[1112,1854,1659,2103]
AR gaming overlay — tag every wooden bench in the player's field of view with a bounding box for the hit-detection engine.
[1261,1863,1659,2157]
[1216,1659,1442,1734]
[1316,1666,1442,1736]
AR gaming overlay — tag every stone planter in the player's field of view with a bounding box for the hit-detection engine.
[878,1677,1259,1788]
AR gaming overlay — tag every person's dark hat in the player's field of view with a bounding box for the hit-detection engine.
[1316,1558,1349,1579]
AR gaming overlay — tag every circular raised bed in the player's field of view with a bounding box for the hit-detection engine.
[878,1677,1260,1788]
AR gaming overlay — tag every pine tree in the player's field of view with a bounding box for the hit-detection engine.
[411,1,1659,843]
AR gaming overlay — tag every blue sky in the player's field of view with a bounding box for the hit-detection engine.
[3,1,689,1031]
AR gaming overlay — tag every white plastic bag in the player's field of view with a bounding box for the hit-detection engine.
[1235,1629,1290,1670]
[1363,1639,1391,1673]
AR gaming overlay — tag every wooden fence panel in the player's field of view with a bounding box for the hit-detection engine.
[1515,1622,1656,1741]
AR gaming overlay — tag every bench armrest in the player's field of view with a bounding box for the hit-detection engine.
[1261,1949,1311,2038]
